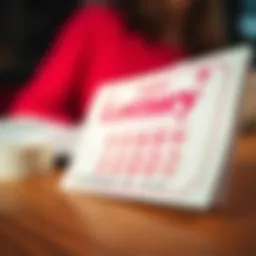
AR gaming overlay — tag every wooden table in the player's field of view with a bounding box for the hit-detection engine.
[0,134,256,255]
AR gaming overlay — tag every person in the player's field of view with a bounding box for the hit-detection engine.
[10,0,226,125]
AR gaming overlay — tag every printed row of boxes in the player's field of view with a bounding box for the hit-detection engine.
[104,129,185,146]
[95,130,185,178]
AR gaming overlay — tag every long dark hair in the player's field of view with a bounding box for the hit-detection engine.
[109,0,226,55]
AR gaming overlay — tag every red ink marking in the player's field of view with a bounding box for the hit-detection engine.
[127,150,143,176]
[162,147,181,177]
[153,129,167,144]
[111,149,127,175]
[101,65,212,123]
[197,67,211,83]
[101,90,201,122]
[137,132,150,146]
[145,148,161,177]
[168,129,186,144]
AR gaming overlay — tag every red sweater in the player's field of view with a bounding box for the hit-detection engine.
[11,5,187,124]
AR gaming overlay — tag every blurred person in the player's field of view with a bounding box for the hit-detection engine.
[10,0,226,125]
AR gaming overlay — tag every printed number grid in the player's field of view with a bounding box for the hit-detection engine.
[95,129,184,181]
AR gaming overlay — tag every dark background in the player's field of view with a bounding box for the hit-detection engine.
[0,0,80,85]
[225,0,256,56]
[0,0,255,113]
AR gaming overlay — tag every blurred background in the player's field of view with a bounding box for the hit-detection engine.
[0,0,81,114]
[0,0,255,117]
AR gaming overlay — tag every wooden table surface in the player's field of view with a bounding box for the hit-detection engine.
[0,134,256,256]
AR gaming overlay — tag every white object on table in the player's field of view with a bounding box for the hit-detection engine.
[0,118,78,181]
[62,45,252,210]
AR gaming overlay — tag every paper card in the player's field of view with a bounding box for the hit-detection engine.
[61,46,252,210]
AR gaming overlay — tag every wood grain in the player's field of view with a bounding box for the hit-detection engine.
[0,134,255,255]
